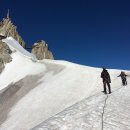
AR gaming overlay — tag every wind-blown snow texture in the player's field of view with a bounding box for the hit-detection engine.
[33,84,130,130]
[0,37,130,130]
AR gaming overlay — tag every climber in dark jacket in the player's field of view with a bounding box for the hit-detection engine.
[101,68,111,94]
[118,71,128,86]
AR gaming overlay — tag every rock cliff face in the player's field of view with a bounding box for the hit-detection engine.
[0,40,12,73]
[31,40,54,60]
[0,12,26,48]
[0,11,54,61]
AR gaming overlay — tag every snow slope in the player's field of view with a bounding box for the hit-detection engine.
[33,82,130,130]
[0,37,45,91]
[0,37,129,130]
[32,82,130,130]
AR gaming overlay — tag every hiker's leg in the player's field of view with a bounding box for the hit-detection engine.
[103,81,107,93]
[122,79,125,86]
[125,78,127,85]
[107,81,111,93]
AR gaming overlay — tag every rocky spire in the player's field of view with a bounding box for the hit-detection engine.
[0,11,26,48]
[7,9,10,19]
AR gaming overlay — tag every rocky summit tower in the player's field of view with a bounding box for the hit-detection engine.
[32,40,54,60]
[0,10,26,47]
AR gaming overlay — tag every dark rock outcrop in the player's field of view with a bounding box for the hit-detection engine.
[31,40,54,60]
[0,58,4,73]
[0,40,12,73]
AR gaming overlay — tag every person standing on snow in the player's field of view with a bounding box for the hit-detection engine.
[117,71,128,86]
[101,68,111,94]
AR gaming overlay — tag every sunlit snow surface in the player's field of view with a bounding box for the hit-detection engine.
[33,84,130,130]
[0,37,130,130]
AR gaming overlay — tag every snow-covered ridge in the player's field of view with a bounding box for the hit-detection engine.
[0,37,45,91]
[0,37,129,130]
[2,37,35,59]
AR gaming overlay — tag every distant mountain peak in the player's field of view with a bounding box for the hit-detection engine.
[0,11,26,48]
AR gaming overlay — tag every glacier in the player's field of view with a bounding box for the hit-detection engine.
[0,37,130,130]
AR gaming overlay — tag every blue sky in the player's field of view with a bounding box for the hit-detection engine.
[0,0,130,69]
